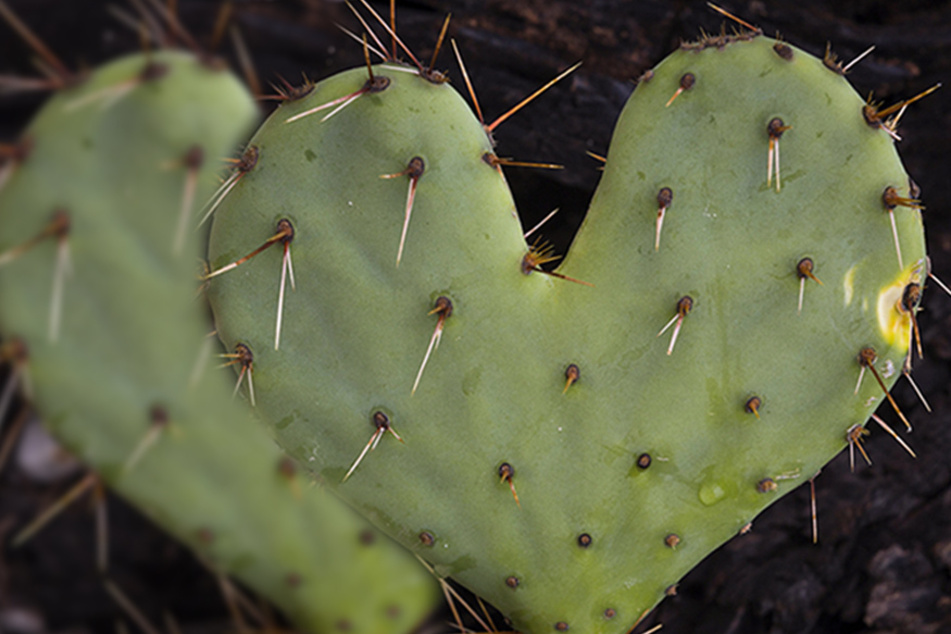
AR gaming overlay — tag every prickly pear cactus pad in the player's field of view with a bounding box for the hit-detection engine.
[0,50,437,633]
[207,33,927,633]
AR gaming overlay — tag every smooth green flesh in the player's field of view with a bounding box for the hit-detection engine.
[209,39,925,633]
[0,51,437,633]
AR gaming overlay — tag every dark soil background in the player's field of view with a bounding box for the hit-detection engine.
[1,1,950,633]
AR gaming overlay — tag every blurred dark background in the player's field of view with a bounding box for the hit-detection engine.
[1,1,950,633]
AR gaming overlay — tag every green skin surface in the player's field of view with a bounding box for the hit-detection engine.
[208,38,926,634]
[0,51,437,633]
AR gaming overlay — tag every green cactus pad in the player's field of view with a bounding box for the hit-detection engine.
[207,35,926,633]
[0,50,437,633]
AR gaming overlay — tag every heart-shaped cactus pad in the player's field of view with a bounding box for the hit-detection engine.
[206,33,926,633]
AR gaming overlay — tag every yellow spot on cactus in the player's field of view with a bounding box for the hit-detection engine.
[843,266,856,306]
[876,269,916,348]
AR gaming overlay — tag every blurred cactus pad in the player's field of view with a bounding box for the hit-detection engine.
[206,25,930,632]
[0,49,438,633]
